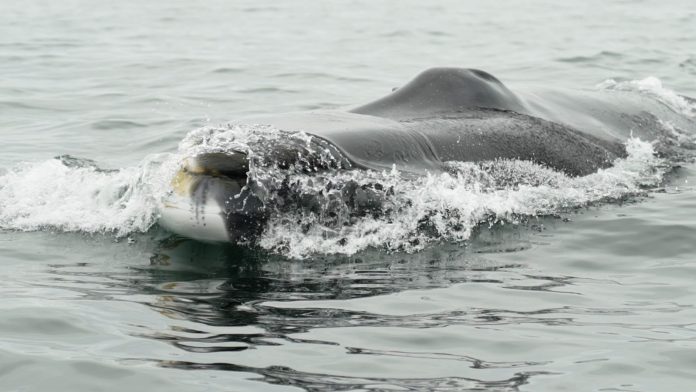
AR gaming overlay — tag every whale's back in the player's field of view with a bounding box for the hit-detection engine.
[351,67,528,120]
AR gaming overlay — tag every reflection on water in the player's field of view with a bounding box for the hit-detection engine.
[158,360,547,392]
[30,220,565,391]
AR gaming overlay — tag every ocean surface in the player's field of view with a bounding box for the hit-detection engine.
[2,0,696,391]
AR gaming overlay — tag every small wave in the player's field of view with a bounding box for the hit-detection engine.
[557,51,623,64]
[236,87,301,94]
[210,67,244,74]
[91,119,149,130]
[597,77,696,117]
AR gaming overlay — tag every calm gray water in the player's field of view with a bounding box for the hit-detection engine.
[2,0,696,391]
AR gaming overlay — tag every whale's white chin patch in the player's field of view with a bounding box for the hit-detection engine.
[159,194,229,243]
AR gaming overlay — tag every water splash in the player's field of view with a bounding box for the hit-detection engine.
[253,137,668,257]
[0,154,177,236]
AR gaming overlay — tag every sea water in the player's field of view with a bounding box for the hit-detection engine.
[2,0,696,390]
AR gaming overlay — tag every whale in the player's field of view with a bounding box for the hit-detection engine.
[159,67,696,243]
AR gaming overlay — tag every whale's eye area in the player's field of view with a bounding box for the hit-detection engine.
[183,152,249,179]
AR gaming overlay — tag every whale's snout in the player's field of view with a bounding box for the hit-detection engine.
[160,152,268,243]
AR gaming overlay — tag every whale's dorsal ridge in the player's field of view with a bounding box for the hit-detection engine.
[351,67,527,120]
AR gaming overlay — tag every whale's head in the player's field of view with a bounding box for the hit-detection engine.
[159,152,268,243]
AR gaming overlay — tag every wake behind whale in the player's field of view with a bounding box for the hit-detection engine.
[0,69,694,257]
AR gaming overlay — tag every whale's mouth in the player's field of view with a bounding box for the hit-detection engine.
[180,152,249,180]
[162,152,267,243]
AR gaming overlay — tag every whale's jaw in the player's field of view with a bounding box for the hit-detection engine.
[159,152,267,244]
